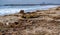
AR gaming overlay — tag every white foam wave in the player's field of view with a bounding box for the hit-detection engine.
[0,5,59,16]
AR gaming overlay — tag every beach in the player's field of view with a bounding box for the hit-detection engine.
[0,5,60,35]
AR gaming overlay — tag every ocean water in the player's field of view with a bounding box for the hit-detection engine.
[0,5,59,16]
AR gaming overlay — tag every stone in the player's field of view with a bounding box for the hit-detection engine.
[19,10,24,14]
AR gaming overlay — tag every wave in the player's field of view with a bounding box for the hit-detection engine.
[0,5,59,16]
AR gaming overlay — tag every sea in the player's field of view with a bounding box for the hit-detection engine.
[0,5,59,16]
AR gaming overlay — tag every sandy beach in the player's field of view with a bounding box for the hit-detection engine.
[0,6,60,35]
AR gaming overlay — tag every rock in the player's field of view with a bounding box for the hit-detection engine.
[36,10,40,12]
[56,7,60,10]
[19,10,24,14]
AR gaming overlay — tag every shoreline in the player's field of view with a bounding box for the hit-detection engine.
[0,5,59,16]
[0,6,60,25]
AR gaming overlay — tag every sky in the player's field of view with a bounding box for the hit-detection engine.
[0,0,60,5]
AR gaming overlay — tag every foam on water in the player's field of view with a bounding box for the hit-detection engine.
[0,5,59,16]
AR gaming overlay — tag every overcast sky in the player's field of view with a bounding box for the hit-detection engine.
[0,0,60,5]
